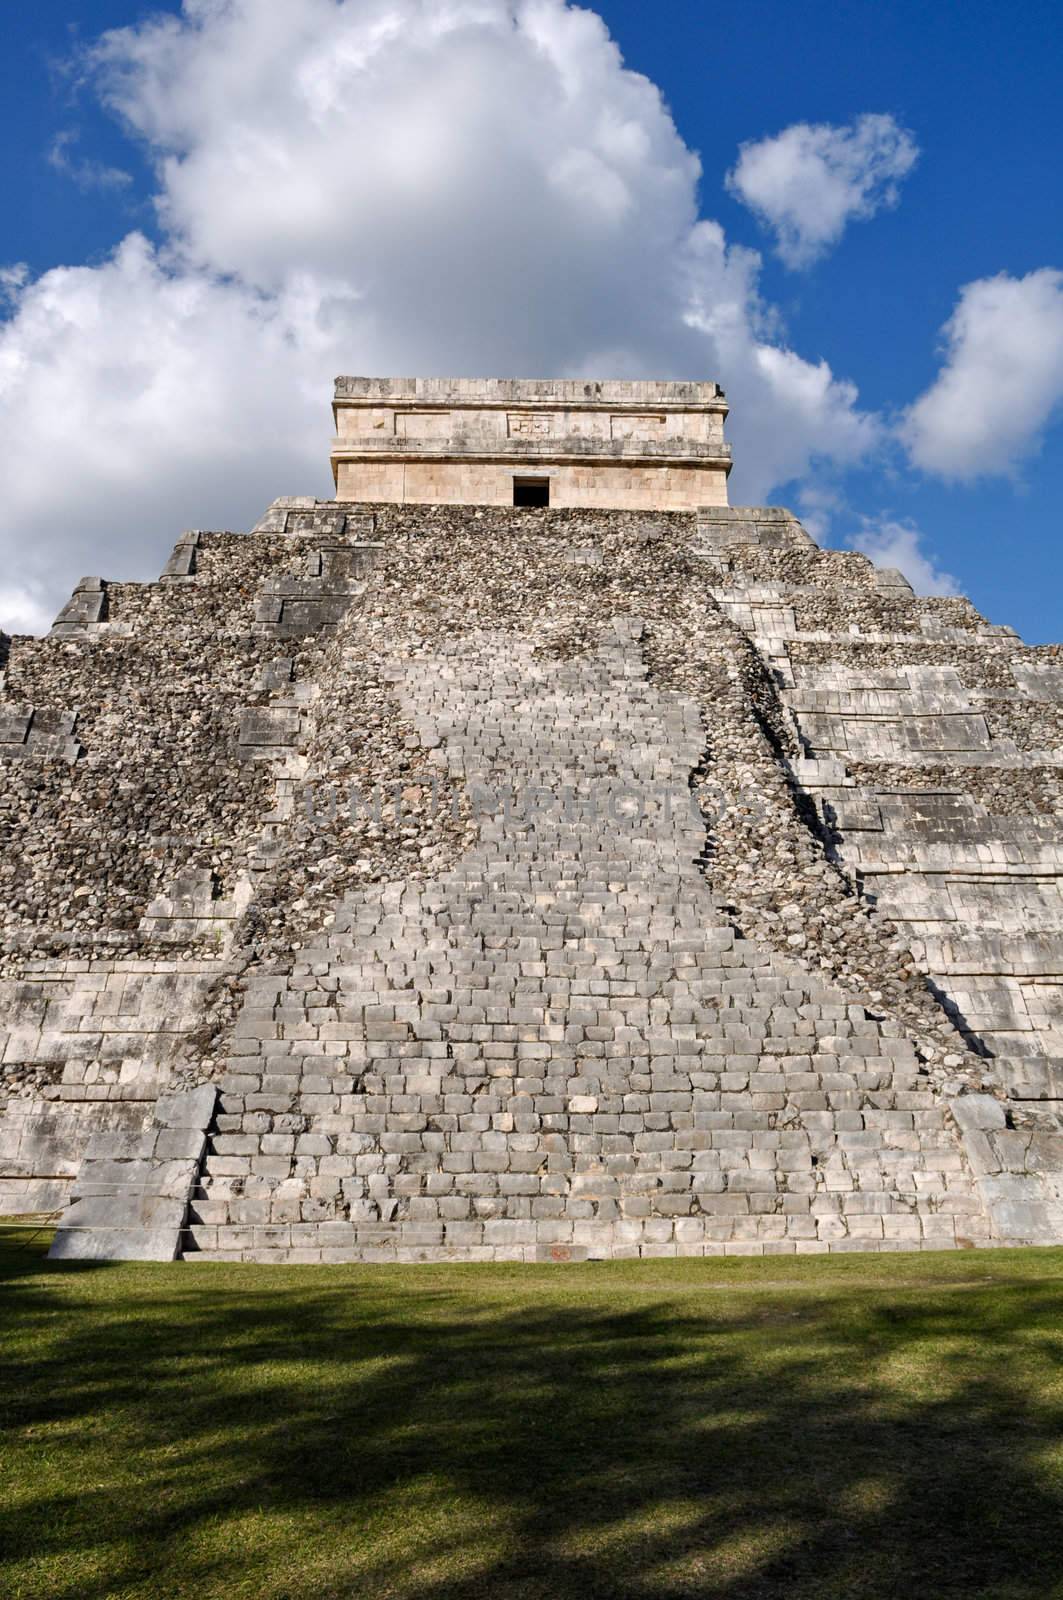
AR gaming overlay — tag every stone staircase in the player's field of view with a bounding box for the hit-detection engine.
[183,616,1058,1260]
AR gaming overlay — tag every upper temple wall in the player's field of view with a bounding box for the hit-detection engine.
[330,376,732,511]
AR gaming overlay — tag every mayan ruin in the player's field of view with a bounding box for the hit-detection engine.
[2,375,1061,1263]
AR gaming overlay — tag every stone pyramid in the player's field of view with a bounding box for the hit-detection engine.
[2,378,1061,1260]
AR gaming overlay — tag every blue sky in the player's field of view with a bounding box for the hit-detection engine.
[1,0,1061,640]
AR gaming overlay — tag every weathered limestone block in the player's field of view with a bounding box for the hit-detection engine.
[0,1097,155,1214]
[0,708,33,745]
[160,531,201,580]
[48,1085,217,1261]
[1013,664,1063,702]
[238,708,303,749]
[50,577,107,635]
[0,707,82,761]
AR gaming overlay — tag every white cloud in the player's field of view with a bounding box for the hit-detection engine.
[0,0,881,632]
[681,223,881,495]
[903,269,1063,479]
[0,585,53,637]
[794,482,843,543]
[0,233,351,622]
[726,113,918,268]
[47,129,132,192]
[849,517,959,596]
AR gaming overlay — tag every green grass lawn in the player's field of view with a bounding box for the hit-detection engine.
[2,1229,1063,1600]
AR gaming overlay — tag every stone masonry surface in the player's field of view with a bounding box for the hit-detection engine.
[2,493,1062,1258]
[330,376,732,510]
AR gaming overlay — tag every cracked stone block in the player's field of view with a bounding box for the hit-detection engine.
[238,708,302,747]
[155,1086,217,1130]
[949,1094,1007,1134]
[978,1175,1063,1241]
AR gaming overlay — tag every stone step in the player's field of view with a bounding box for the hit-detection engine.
[49,1086,216,1261]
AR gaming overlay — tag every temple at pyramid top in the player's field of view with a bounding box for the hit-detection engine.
[330,376,731,511]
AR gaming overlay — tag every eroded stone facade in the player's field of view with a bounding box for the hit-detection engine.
[330,377,731,510]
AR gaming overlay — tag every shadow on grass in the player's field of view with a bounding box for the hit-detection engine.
[2,1240,1063,1600]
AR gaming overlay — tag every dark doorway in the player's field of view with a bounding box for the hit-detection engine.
[513,477,550,508]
